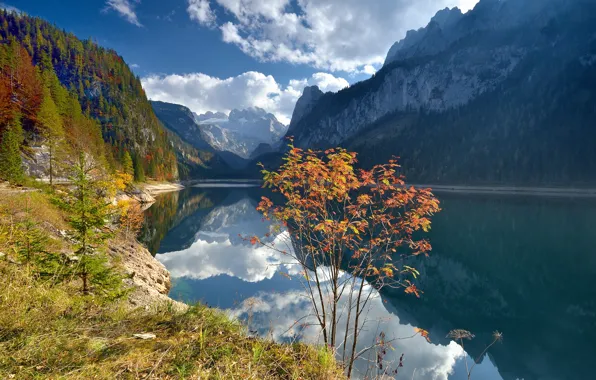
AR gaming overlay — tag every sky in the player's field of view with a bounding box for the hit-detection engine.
[7,0,479,124]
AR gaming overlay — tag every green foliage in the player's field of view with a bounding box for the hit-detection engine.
[14,218,48,264]
[133,154,145,182]
[37,86,65,185]
[122,151,133,176]
[60,153,122,295]
[0,118,25,183]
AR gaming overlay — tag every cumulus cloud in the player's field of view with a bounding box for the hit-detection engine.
[157,231,302,282]
[130,63,140,69]
[187,0,480,73]
[229,287,467,379]
[105,0,142,27]
[187,0,217,27]
[142,70,348,124]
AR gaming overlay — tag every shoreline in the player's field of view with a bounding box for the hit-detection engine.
[171,179,596,197]
[141,182,185,196]
[412,184,596,197]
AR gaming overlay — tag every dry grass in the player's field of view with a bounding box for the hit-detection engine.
[0,191,344,379]
[0,263,343,379]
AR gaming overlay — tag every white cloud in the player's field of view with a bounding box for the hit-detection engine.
[229,286,467,379]
[105,0,142,27]
[187,0,480,73]
[457,0,479,11]
[130,63,140,69]
[187,0,217,27]
[142,70,348,124]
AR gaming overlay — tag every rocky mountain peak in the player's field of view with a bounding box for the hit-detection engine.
[289,85,324,131]
[193,107,287,160]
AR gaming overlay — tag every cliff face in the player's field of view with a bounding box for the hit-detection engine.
[287,0,596,184]
[288,85,324,132]
[293,43,523,147]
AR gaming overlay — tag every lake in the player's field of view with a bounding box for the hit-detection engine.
[141,185,596,380]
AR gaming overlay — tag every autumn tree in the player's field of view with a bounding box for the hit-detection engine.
[253,142,440,377]
[118,201,144,240]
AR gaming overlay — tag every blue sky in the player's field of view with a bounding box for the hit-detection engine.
[7,0,479,123]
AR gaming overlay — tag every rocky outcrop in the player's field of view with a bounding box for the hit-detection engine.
[108,239,187,311]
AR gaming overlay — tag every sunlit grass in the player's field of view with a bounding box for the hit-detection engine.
[0,191,344,379]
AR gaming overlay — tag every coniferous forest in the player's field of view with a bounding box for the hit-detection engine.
[0,10,180,182]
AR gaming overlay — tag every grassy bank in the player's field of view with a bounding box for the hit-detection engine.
[0,190,343,379]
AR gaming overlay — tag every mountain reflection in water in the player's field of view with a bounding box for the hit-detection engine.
[141,186,596,380]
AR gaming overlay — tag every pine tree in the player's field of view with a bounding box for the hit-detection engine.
[37,86,64,187]
[133,154,145,182]
[65,153,120,295]
[122,151,134,176]
[0,118,25,183]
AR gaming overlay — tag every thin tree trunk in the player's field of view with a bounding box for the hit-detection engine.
[49,141,53,188]
[347,276,366,378]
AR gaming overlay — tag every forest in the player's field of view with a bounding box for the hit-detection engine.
[0,10,179,183]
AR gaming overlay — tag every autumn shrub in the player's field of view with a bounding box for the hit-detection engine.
[253,142,440,377]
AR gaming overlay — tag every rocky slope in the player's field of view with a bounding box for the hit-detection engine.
[288,0,596,184]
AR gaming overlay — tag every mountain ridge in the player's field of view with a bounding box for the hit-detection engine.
[286,0,596,185]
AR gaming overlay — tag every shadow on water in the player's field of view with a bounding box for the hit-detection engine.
[388,193,596,380]
[142,187,596,380]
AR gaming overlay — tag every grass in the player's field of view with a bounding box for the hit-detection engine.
[0,191,344,379]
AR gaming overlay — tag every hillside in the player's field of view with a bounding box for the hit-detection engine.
[0,10,177,182]
[289,0,596,185]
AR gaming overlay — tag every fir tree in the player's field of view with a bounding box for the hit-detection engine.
[0,118,25,183]
[122,151,134,176]
[64,153,120,295]
[37,86,64,187]
[133,154,145,182]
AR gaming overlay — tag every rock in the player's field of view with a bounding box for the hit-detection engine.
[133,333,156,340]
[126,187,155,204]
[108,240,170,296]
[108,239,188,313]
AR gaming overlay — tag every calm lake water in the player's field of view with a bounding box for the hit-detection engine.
[141,185,596,380]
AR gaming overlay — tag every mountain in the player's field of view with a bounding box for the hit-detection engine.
[288,85,323,132]
[151,101,213,151]
[150,101,237,177]
[194,107,287,160]
[0,10,179,182]
[289,0,596,185]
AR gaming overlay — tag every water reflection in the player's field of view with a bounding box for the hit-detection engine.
[142,187,596,380]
